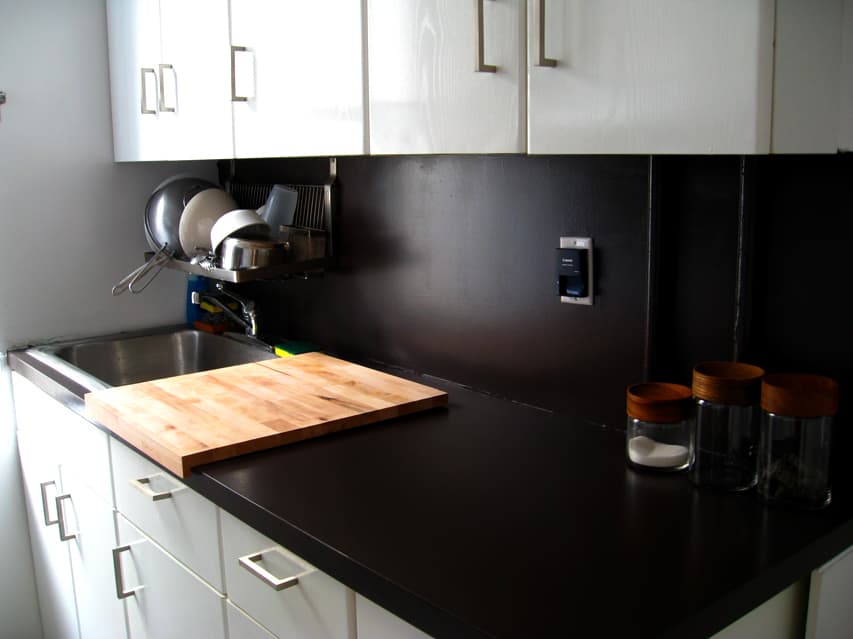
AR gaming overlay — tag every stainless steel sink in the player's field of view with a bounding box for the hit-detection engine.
[30,327,277,391]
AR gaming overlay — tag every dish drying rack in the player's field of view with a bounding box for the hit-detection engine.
[149,159,336,284]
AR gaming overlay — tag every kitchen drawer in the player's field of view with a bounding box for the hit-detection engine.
[226,600,278,639]
[220,508,355,639]
[356,593,433,639]
[12,372,112,505]
[116,515,227,639]
[110,436,223,592]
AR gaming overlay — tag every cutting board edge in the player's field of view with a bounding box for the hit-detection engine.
[181,392,449,475]
[85,393,187,478]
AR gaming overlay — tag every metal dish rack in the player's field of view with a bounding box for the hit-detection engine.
[151,159,336,283]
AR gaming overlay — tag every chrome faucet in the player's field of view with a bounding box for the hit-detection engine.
[191,282,258,337]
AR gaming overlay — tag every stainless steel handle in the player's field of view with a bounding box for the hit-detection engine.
[474,0,497,73]
[158,63,176,113]
[112,545,140,599]
[55,494,77,541]
[140,67,157,114]
[534,0,557,67]
[231,45,250,102]
[39,480,59,526]
[239,548,308,591]
[129,475,174,501]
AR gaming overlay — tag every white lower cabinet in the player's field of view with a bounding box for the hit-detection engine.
[110,437,223,592]
[356,594,433,639]
[805,545,853,639]
[16,427,80,639]
[220,507,356,639]
[14,372,127,639]
[226,601,278,639]
[116,515,227,639]
[61,468,128,639]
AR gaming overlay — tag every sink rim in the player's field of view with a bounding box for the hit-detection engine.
[26,324,275,393]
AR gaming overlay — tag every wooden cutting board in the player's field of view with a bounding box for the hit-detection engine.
[85,352,448,478]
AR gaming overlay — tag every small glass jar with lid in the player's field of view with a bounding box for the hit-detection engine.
[626,383,693,472]
[690,361,765,491]
[756,373,838,509]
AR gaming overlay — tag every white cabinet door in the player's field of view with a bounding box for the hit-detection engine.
[107,0,232,161]
[106,0,166,161]
[220,508,354,639]
[60,469,128,639]
[806,545,853,639]
[367,0,526,154]
[230,0,366,158]
[226,601,279,639]
[116,516,227,639]
[16,427,80,639]
[356,594,433,639]
[528,0,775,154]
[771,0,845,153]
[158,0,233,159]
[110,437,223,593]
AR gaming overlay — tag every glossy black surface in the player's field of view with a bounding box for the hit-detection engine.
[190,367,853,639]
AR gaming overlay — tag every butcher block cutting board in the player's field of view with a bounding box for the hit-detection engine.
[85,352,447,478]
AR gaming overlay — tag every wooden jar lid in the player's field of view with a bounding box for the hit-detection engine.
[761,373,839,418]
[626,383,692,423]
[692,361,765,406]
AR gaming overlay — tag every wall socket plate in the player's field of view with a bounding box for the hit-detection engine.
[559,236,593,305]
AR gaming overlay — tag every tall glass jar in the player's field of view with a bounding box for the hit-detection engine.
[756,373,838,509]
[690,361,765,491]
[626,383,692,472]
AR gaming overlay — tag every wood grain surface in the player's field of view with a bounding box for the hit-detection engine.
[85,352,448,477]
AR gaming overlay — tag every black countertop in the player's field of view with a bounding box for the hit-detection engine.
[10,350,853,639]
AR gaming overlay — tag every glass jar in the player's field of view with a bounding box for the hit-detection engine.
[626,383,692,472]
[689,361,764,491]
[756,373,838,509]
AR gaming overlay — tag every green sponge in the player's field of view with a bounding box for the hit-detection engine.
[274,340,318,358]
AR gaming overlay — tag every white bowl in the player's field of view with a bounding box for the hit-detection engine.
[178,188,238,256]
[210,209,270,254]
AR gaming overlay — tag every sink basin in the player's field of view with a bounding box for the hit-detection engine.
[31,328,277,390]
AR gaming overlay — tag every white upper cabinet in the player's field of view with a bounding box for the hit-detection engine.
[527,0,775,154]
[367,0,526,154]
[230,0,366,158]
[106,0,233,161]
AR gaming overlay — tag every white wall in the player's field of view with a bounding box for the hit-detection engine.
[0,0,218,634]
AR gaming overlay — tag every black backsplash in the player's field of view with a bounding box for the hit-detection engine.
[221,153,852,429]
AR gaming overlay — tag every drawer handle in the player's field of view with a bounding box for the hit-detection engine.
[112,544,141,599]
[474,0,497,73]
[140,67,158,114]
[230,45,252,102]
[129,475,175,501]
[238,548,310,592]
[158,63,177,113]
[55,494,77,541]
[39,480,59,526]
[534,0,557,67]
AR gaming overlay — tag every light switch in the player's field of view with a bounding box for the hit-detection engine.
[558,237,593,305]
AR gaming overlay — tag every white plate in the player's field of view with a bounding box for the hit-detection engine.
[178,188,238,256]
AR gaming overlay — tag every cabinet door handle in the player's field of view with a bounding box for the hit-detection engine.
[129,475,175,501]
[140,67,158,114]
[231,45,251,102]
[39,480,59,526]
[158,63,176,113]
[474,0,497,73]
[55,494,77,541]
[112,545,141,599]
[238,548,310,591]
[534,0,557,67]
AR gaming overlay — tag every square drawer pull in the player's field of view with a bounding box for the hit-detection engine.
[238,547,312,592]
[130,474,180,501]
